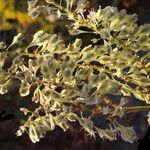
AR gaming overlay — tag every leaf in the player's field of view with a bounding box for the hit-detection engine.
[19,82,31,97]
[66,112,77,122]
[55,115,69,131]
[28,0,45,19]
[76,116,95,138]
[95,127,116,141]
[16,126,26,137]
[56,9,62,18]
[100,29,110,39]
[127,14,138,24]
[28,0,38,8]
[7,33,23,49]
[41,117,53,130]
[131,88,150,104]
[139,24,150,34]
[75,96,96,105]
[137,34,148,45]
[73,38,82,50]
[110,17,120,29]
[106,82,121,95]
[121,85,131,96]
[28,5,46,19]
[103,6,117,19]
[131,76,150,87]
[89,74,104,87]
[50,101,61,111]
[68,27,85,35]
[29,124,40,143]
[48,115,55,130]
[0,73,10,95]
[116,124,136,143]
[77,0,87,8]
[20,107,31,115]
[0,52,7,67]
[65,0,76,10]
[45,0,54,4]
[0,80,9,94]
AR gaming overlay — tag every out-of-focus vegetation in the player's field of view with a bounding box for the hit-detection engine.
[0,0,32,31]
[0,0,59,34]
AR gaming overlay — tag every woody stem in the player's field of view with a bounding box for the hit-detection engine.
[125,105,150,114]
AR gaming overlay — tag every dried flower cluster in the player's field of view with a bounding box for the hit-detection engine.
[0,0,150,143]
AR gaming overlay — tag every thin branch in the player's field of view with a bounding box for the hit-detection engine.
[125,105,150,114]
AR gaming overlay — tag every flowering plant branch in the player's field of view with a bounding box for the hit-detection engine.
[0,0,150,144]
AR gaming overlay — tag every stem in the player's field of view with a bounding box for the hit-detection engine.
[64,100,150,115]
[84,105,150,118]
[125,105,150,114]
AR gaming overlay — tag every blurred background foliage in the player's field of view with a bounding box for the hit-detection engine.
[0,0,150,150]
[0,0,65,45]
[0,0,32,31]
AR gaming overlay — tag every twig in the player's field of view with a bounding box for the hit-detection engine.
[125,105,150,114]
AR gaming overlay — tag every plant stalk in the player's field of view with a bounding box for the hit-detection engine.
[125,105,150,114]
